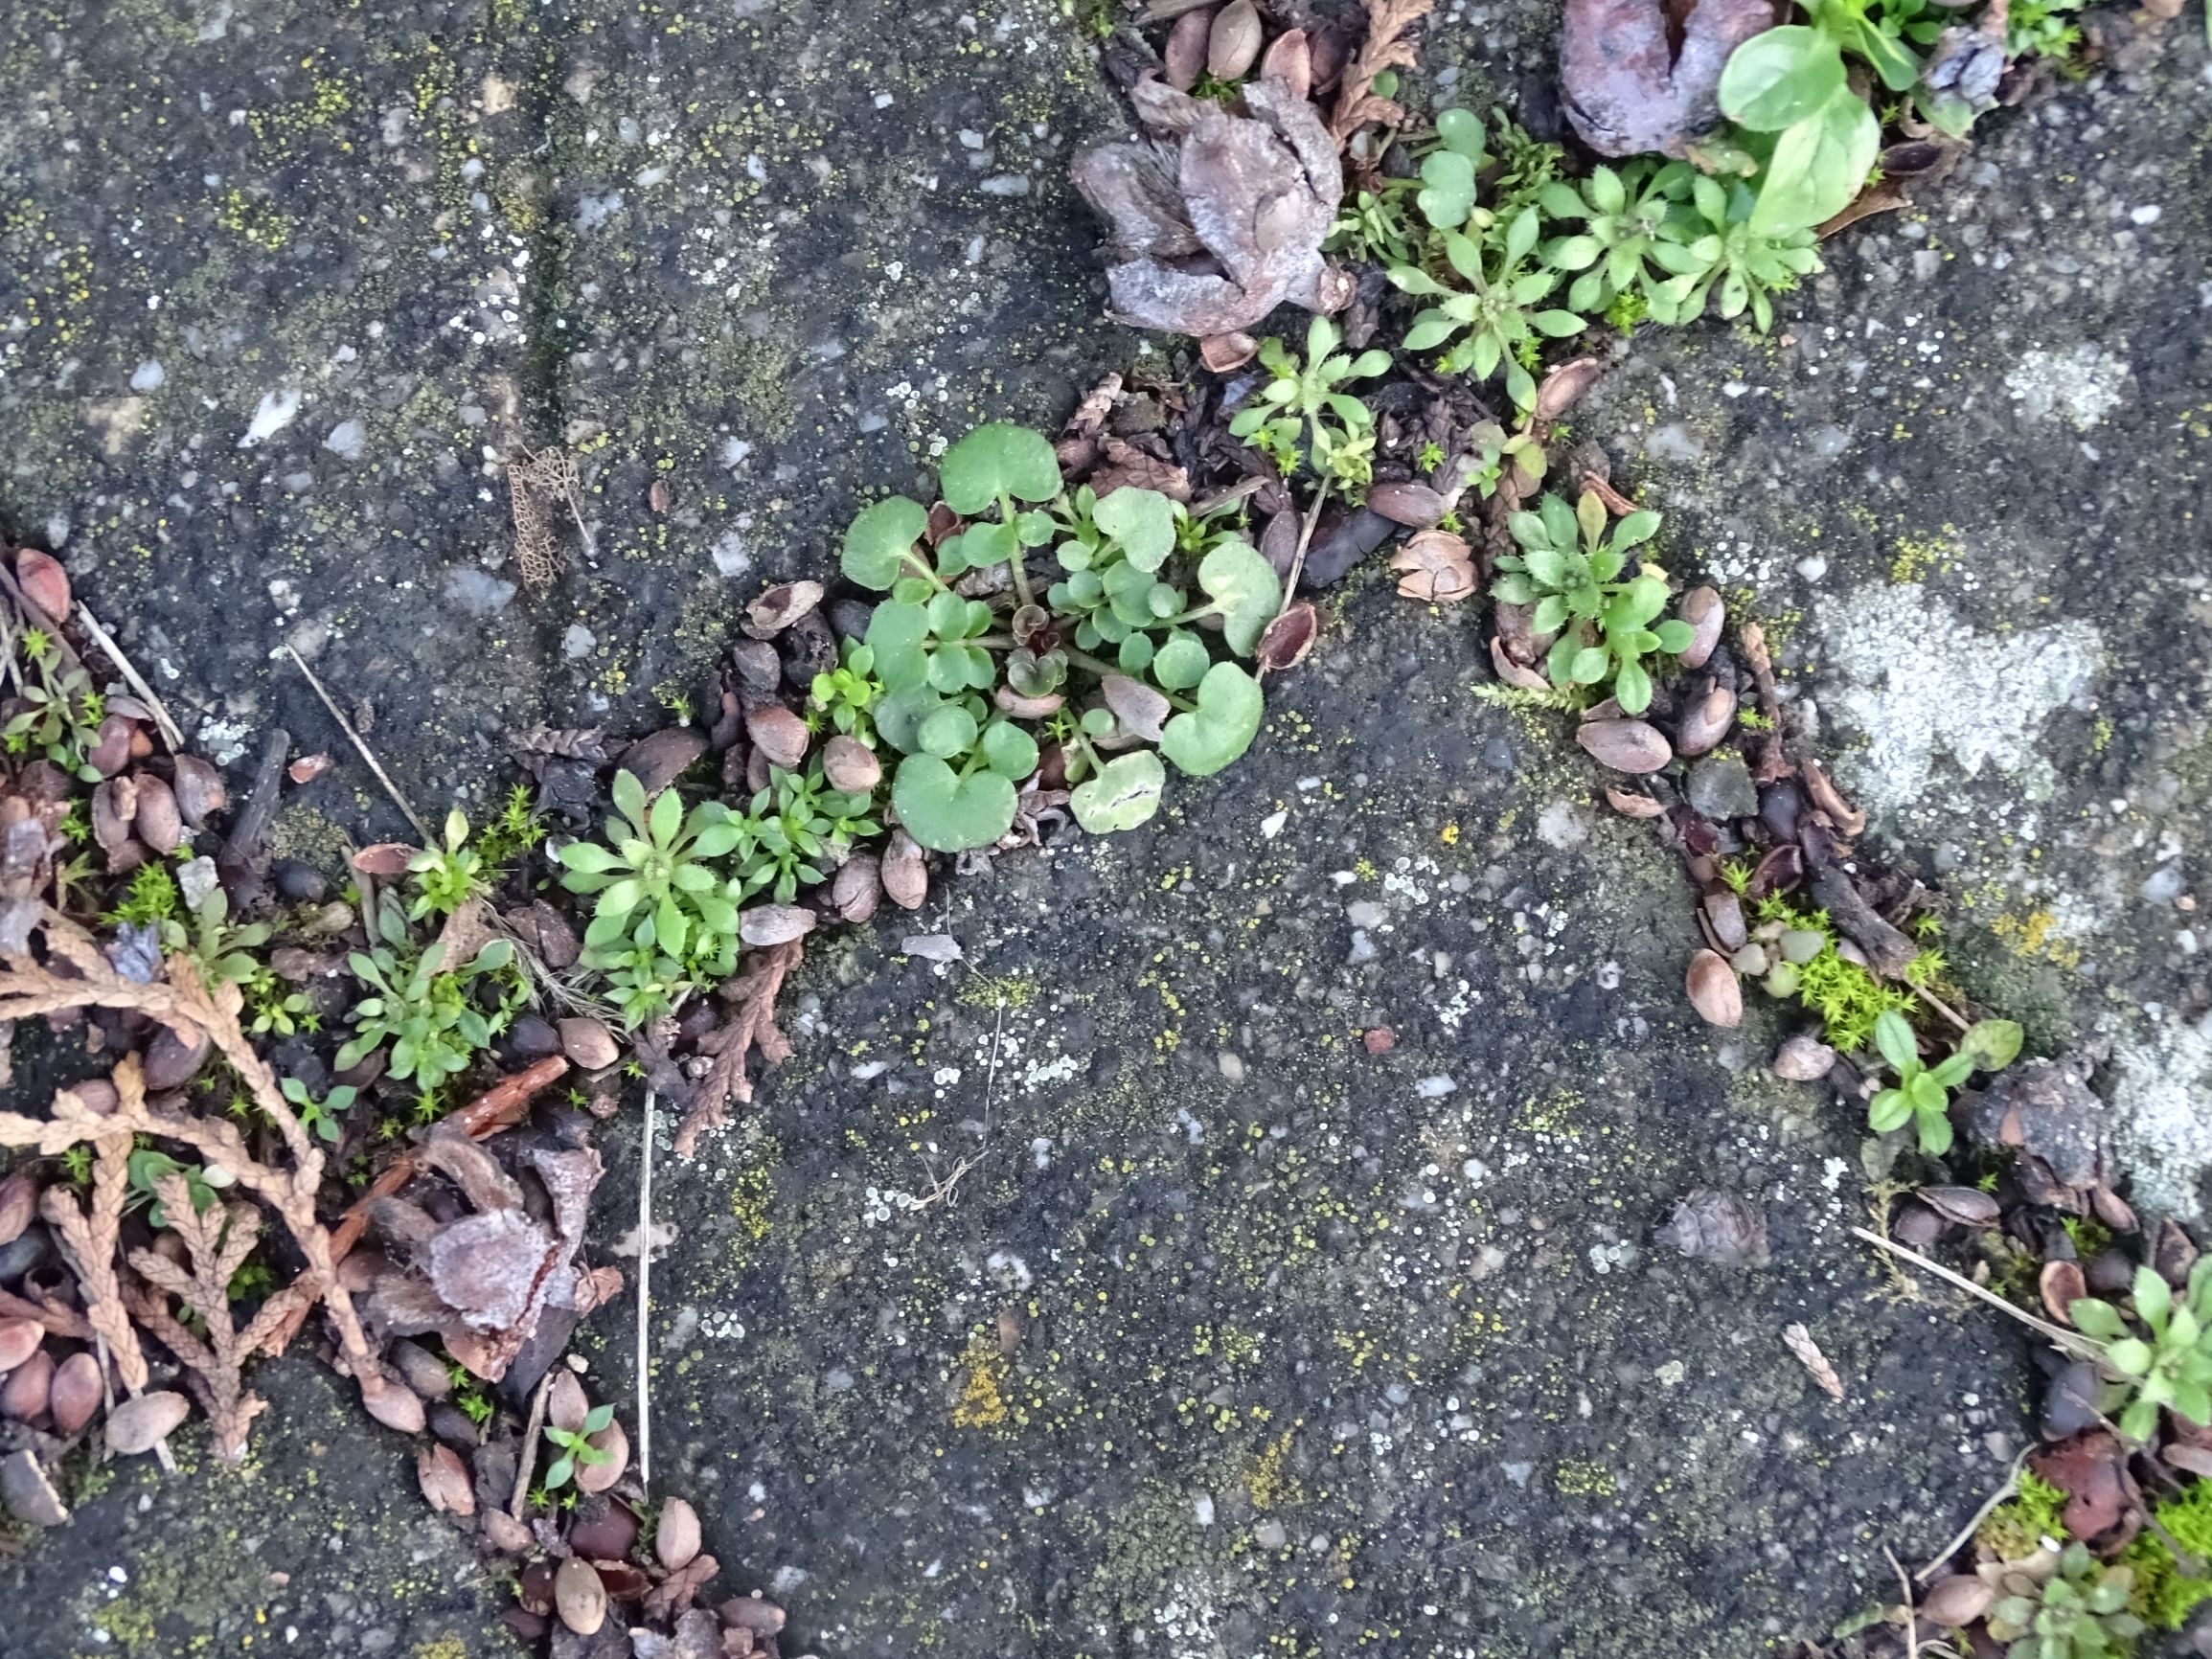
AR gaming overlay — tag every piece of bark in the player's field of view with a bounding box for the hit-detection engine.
[1560,0,1773,157]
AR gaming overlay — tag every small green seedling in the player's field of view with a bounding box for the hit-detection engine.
[279,1076,358,1145]
[335,900,518,1087]
[1866,1010,2020,1155]
[1986,1540,2144,1656]
[1490,489,1685,714]
[407,807,487,920]
[1228,315,1390,492]
[1391,209,1585,413]
[542,1403,617,1490]
[558,769,746,980]
[2070,1260,2212,1443]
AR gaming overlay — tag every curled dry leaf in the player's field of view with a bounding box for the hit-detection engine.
[1255,602,1320,672]
[1577,718,1672,774]
[2040,1259,2089,1325]
[1072,78,1348,338]
[621,728,708,798]
[419,1443,477,1515]
[1260,27,1312,99]
[1800,758,1865,837]
[1686,949,1743,1027]
[1330,0,1435,144]
[1559,0,1773,157]
[641,1554,719,1622]
[742,580,825,640]
[656,1496,703,1572]
[1389,531,1476,603]
[739,904,815,947]
[106,1390,193,1456]
[555,1556,608,1636]
[1491,635,1550,692]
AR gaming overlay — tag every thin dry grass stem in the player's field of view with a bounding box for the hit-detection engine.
[636,1087,654,1497]
[282,646,432,842]
[1916,1448,2028,1580]
[511,1368,557,1519]
[74,602,187,754]
[1850,1225,2107,1361]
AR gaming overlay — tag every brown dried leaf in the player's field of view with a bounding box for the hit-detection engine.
[13,548,72,623]
[1388,530,1476,602]
[1102,674,1172,743]
[656,1496,703,1571]
[1064,375,1123,440]
[1577,718,1672,774]
[641,1554,719,1623]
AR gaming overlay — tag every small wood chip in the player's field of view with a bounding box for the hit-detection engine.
[1782,1323,1845,1401]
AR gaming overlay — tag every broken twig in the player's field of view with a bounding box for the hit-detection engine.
[282,645,432,842]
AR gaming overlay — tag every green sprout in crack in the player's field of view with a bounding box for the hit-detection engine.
[1227,316,1390,494]
[1490,489,1687,714]
[406,807,488,921]
[808,639,883,739]
[1392,208,1585,414]
[1986,1540,2145,1656]
[335,898,517,1088]
[542,1403,616,1490]
[474,784,545,867]
[1866,1009,2020,1156]
[3,627,107,782]
[278,1076,357,1145]
[2070,1261,2212,1443]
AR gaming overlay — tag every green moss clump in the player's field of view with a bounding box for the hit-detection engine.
[1753,896,1917,1052]
[2126,1481,2212,1628]
[1977,1470,2069,1561]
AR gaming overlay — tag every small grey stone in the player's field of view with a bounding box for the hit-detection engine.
[442,565,516,617]
[1347,929,1377,966]
[901,934,962,963]
[2143,862,2185,904]
[563,624,596,660]
[1345,900,1386,929]
[1685,755,1760,822]
[176,855,220,911]
[129,360,165,393]
[1217,1052,1245,1081]
[322,419,366,462]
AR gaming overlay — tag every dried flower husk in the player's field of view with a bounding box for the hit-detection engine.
[1577,718,1672,774]
[821,735,880,793]
[657,1496,703,1571]
[1207,0,1263,79]
[106,1389,192,1455]
[1686,949,1742,1027]
[555,1557,608,1636]
[49,1351,103,1436]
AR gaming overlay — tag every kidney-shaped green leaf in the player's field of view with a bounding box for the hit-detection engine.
[842,496,929,590]
[891,755,1017,852]
[1196,539,1282,656]
[1071,749,1166,834]
[1093,487,1176,574]
[1160,661,1264,778]
[939,423,1062,515]
[865,600,931,693]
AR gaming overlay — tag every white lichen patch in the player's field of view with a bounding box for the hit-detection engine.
[2108,1011,2212,1226]
[2003,343,2129,430]
[1822,582,2102,817]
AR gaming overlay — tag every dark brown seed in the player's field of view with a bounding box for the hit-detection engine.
[1686,949,1742,1028]
[106,1390,192,1455]
[821,735,880,794]
[2091,1184,2138,1234]
[1206,0,1262,78]
[13,548,71,621]
[1367,481,1446,529]
[568,1500,641,1561]
[1255,602,1319,672]
[1163,6,1214,89]
[1891,1203,1943,1249]
[87,715,133,779]
[1674,687,1737,758]
[1677,587,1723,670]
[47,1352,100,1438]
[2041,1259,2089,1324]
[745,705,810,770]
[361,1376,426,1435]
[1917,1186,2000,1228]
[171,756,228,827]
[1576,718,1672,774]
[141,1025,211,1091]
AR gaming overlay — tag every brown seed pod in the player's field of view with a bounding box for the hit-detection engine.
[555,1557,608,1636]
[1163,5,1215,90]
[480,1508,534,1554]
[1686,950,1743,1028]
[13,548,72,622]
[1918,1186,2000,1229]
[1677,586,1723,669]
[1491,637,1550,692]
[171,755,228,827]
[745,704,810,770]
[1920,1575,1995,1628]
[656,1496,703,1572]
[2040,1259,2089,1324]
[548,1370,590,1435]
[881,830,927,911]
[1674,687,1738,758]
[821,735,881,794]
[49,1352,103,1437]
[2,1349,54,1421]
[1260,27,1312,99]
[1198,331,1258,373]
[830,854,882,926]
[1366,480,1447,528]
[1604,786,1664,820]
[106,1390,193,1455]
[361,1377,427,1435]
[1576,718,1673,774]
[1702,891,1747,952]
[1769,1034,1836,1081]
[1207,0,1262,80]
[132,774,184,853]
[558,1016,621,1072]
[739,904,815,947]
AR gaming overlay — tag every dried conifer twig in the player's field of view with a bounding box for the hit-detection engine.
[1782,1322,1845,1401]
[676,939,802,1156]
[1330,0,1436,144]
[39,1133,148,1396]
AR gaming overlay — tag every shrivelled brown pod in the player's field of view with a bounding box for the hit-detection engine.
[656,1496,703,1572]
[1576,718,1672,774]
[50,1352,104,1437]
[1677,587,1723,670]
[1366,480,1446,528]
[881,830,927,911]
[1674,687,1737,758]
[575,1416,627,1494]
[1260,27,1312,99]
[821,735,880,794]
[1491,637,1550,692]
[0,1448,68,1528]
[548,1370,590,1435]
[1604,786,1664,819]
[480,1508,534,1554]
[1163,5,1215,90]
[2041,1259,2089,1324]
[13,548,72,622]
[2,1349,54,1421]
[1198,331,1257,373]
[1207,0,1263,79]
[1769,1034,1836,1081]
[1920,1575,1995,1629]
[418,1443,477,1515]
[87,715,134,779]
[745,704,810,770]
[91,776,137,855]
[555,1557,608,1636]
[132,774,184,853]
[171,755,228,827]
[106,1390,192,1455]
[0,1170,35,1248]
[830,854,882,926]
[559,1016,621,1072]
[361,1376,427,1435]
[1918,1186,2000,1229]
[1686,950,1743,1028]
